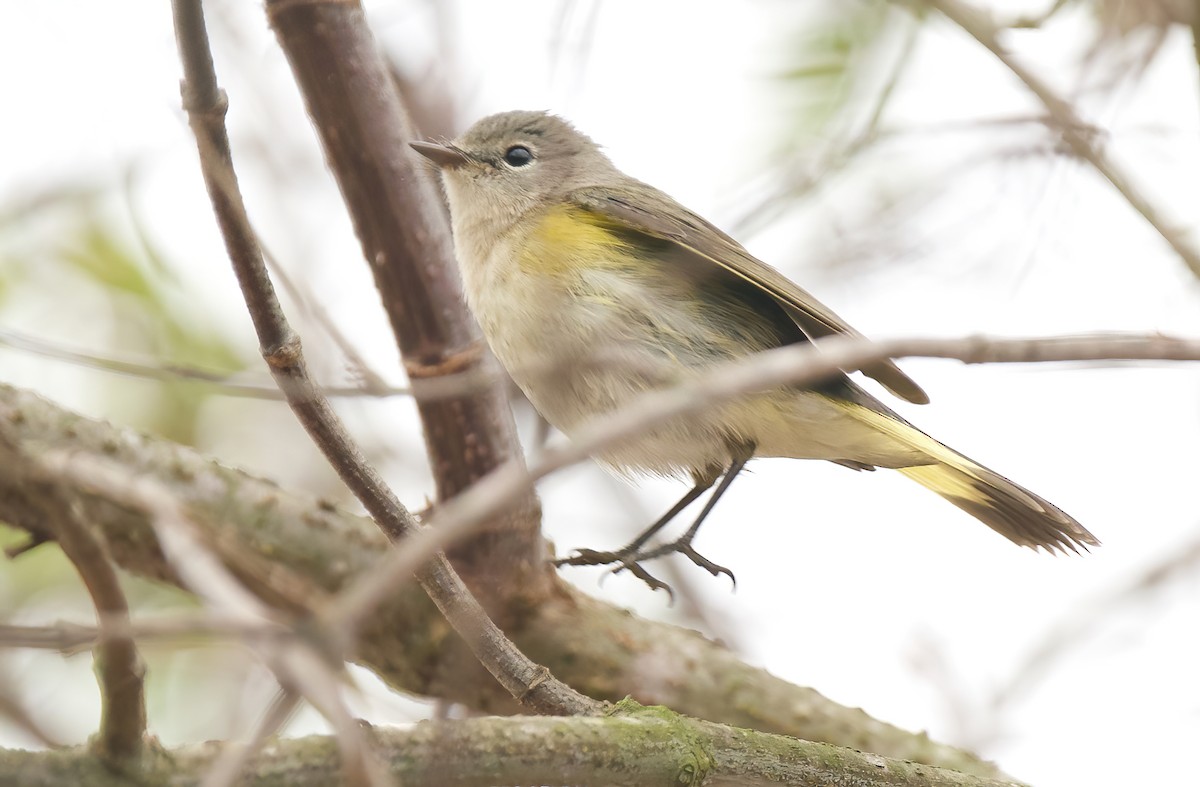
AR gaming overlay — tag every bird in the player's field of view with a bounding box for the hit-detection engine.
[411,110,1098,593]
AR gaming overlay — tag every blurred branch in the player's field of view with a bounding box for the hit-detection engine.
[2,436,146,762]
[38,446,386,787]
[199,688,300,787]
[0,380,1008,777]
[0,324,508,401]
[171,0,595,717]
[342,331,1200,622]
[0,685,61,750]
[0,617,285,654]
[1006,0,1070,29]
[0,699,1027,787]
[903,0,1200,280]
[733,5,921,237]
[0,326,295,399]
[1192,0,1200,86]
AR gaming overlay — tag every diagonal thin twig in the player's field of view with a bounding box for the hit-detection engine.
[41,448,385,787]
[330,331,1200,630]
[169,0,598,717]
[199,688,300,787]
[908,0,1200,280]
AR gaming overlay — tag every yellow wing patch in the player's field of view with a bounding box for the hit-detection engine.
[519,205,636,276]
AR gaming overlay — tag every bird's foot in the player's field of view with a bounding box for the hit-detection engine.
[554,537,736,600]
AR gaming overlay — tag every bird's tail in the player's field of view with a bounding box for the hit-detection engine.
[839,404,1099,553]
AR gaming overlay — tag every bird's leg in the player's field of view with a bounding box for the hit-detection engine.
[556,443,754,596]
[634,453,750,584]
[553,477,714,594]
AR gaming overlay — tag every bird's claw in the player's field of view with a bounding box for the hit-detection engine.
[553,538,734,597]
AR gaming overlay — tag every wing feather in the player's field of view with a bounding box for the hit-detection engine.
[569,186,930,405]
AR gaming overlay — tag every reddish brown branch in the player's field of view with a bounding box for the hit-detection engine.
[169,0,597,717]
[263,0,545,587]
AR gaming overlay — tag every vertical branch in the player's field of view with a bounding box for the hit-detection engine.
[56,513,146,762]
[169,0,598,716]
[0,435,147,762]
[264,0,545,588]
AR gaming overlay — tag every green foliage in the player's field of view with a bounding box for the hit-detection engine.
[65,218,244,430]
[775,0,900,147]
[8,199,249,446]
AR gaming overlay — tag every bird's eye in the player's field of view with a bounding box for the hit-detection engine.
[503,145,534,167]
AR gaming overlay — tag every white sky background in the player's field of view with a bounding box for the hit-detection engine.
[1,2,1198,786]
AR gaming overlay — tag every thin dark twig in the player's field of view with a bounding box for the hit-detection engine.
[259,241,392,395]
[170,0,598,717]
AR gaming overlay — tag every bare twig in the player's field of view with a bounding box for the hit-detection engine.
[0,326,418,401]
[8,444,147,762]
[44,507,146,762]
[41,448,382,786]
[332,331,1200,627]
[269,646,390,787]
[0,323,621,404]
[259,243,392,396]
[906,0,1200,280]
[170,0,598,717]
[0,682,63,749]
[200,689,300,787]
[40,452,276,623]
[0,617,287,655]
[0,378,1029,776]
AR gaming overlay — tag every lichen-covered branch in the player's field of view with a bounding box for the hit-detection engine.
[0,700,1024,787]
[0,381,1005,777]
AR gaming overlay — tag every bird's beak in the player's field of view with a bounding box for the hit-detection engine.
[410,140,470,169]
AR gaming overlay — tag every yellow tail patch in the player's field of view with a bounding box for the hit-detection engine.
[835,401,1098,553]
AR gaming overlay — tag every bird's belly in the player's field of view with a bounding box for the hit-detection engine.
[462,247,918,476]
[465,270,731,476]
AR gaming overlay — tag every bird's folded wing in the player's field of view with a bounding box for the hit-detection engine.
[568,186,930,405]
